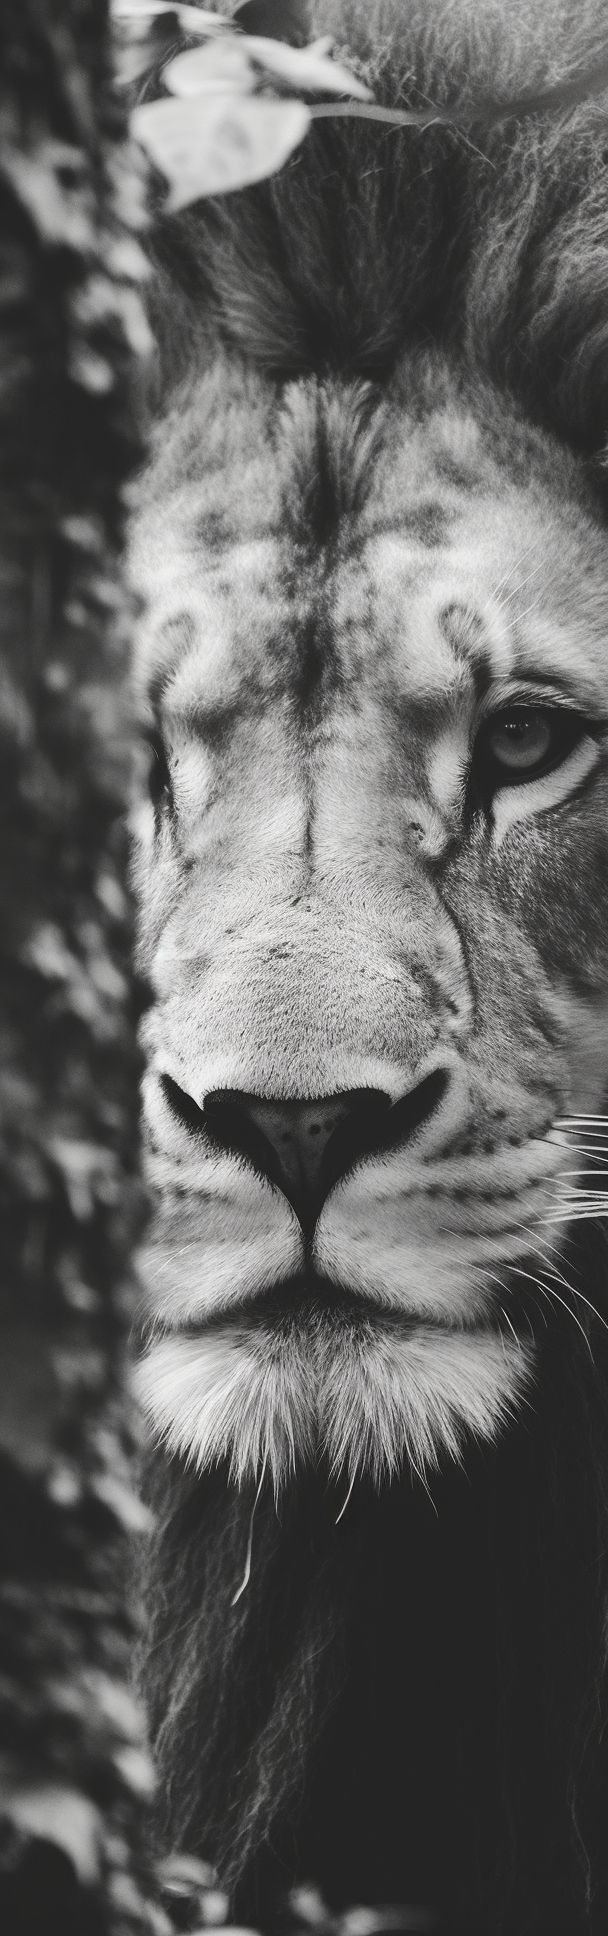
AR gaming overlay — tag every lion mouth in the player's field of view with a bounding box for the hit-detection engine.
[172,1277,493,1342]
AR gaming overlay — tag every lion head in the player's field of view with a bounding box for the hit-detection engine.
[132,355,608,1492]
[131,2,608,1928]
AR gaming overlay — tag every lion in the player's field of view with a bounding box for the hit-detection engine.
[130,3,608,1931]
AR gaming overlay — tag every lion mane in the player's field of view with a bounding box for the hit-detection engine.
[133,3,608,1931]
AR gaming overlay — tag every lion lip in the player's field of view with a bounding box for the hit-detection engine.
[172,1277,400,1336]
[172,1277,478,1339]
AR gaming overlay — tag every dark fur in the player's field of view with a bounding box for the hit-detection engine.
[150,0,608,460]
[139,4,608,1928]
[140,1235,608,1934]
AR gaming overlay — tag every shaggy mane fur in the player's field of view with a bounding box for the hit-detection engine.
[138,5,608,1931]
[151,0,608,463]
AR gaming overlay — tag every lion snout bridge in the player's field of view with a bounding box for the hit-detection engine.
[203,1068,451,1235]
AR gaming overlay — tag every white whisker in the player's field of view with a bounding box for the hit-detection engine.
[554,1168,608,1180]
[555,1116,608,1128]
[335,1469,357,1524]
[544,1207,608,1224]
[231,1464,266,1606]
[505,1257,594,1358]
[500,1305,525,1350]
[408,1453,439,1516]
[536,1284,594,1359]
[527,1235,608,1339]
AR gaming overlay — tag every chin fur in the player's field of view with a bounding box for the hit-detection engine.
[134,1315,532,1493]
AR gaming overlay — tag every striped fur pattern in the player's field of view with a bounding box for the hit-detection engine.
[131,3,608,1929]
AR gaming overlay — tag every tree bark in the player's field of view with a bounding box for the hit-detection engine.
[0,2,158,1929]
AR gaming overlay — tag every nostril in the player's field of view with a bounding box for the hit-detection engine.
[388,1065,450,1144]
[202,1091,288,1197]
[161,1079,290,1198]
[320,1065,451,1199]
[160,1073,207,1138]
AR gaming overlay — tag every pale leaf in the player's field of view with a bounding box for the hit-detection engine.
[112,0,231,30]
[113,19,178,90]
[240,33,373,98]
[159,1853,219,1891]
[91,1469,154,1531]
[196,1927,260,1936]
[112,1,176,14]
[132,92,310,205]
[113,1745,157,1798]
[0,1785,102,1884]
[164,38,257,98]
[164,31,373,101]
[304,36,333,56]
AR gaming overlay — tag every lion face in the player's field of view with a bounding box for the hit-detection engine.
[131,355,608,1491]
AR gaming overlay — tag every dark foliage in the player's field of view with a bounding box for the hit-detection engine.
[0,1,155,1930]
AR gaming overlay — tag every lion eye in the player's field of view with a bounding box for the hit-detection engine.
[487,708,551,773]
[478,705,581,788]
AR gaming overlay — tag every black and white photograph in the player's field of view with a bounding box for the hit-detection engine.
[1,4,608,1932]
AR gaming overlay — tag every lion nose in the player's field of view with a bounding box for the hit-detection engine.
[201,1073,449,1235]
[240,1094,377,1206]
[203,1090,384,1234]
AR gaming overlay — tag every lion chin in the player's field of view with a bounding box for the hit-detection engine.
[135,1302,531,1494]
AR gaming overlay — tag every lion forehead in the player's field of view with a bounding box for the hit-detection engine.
[132,368,608,729]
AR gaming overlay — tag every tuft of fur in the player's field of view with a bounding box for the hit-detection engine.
[135,1314,530,1493]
